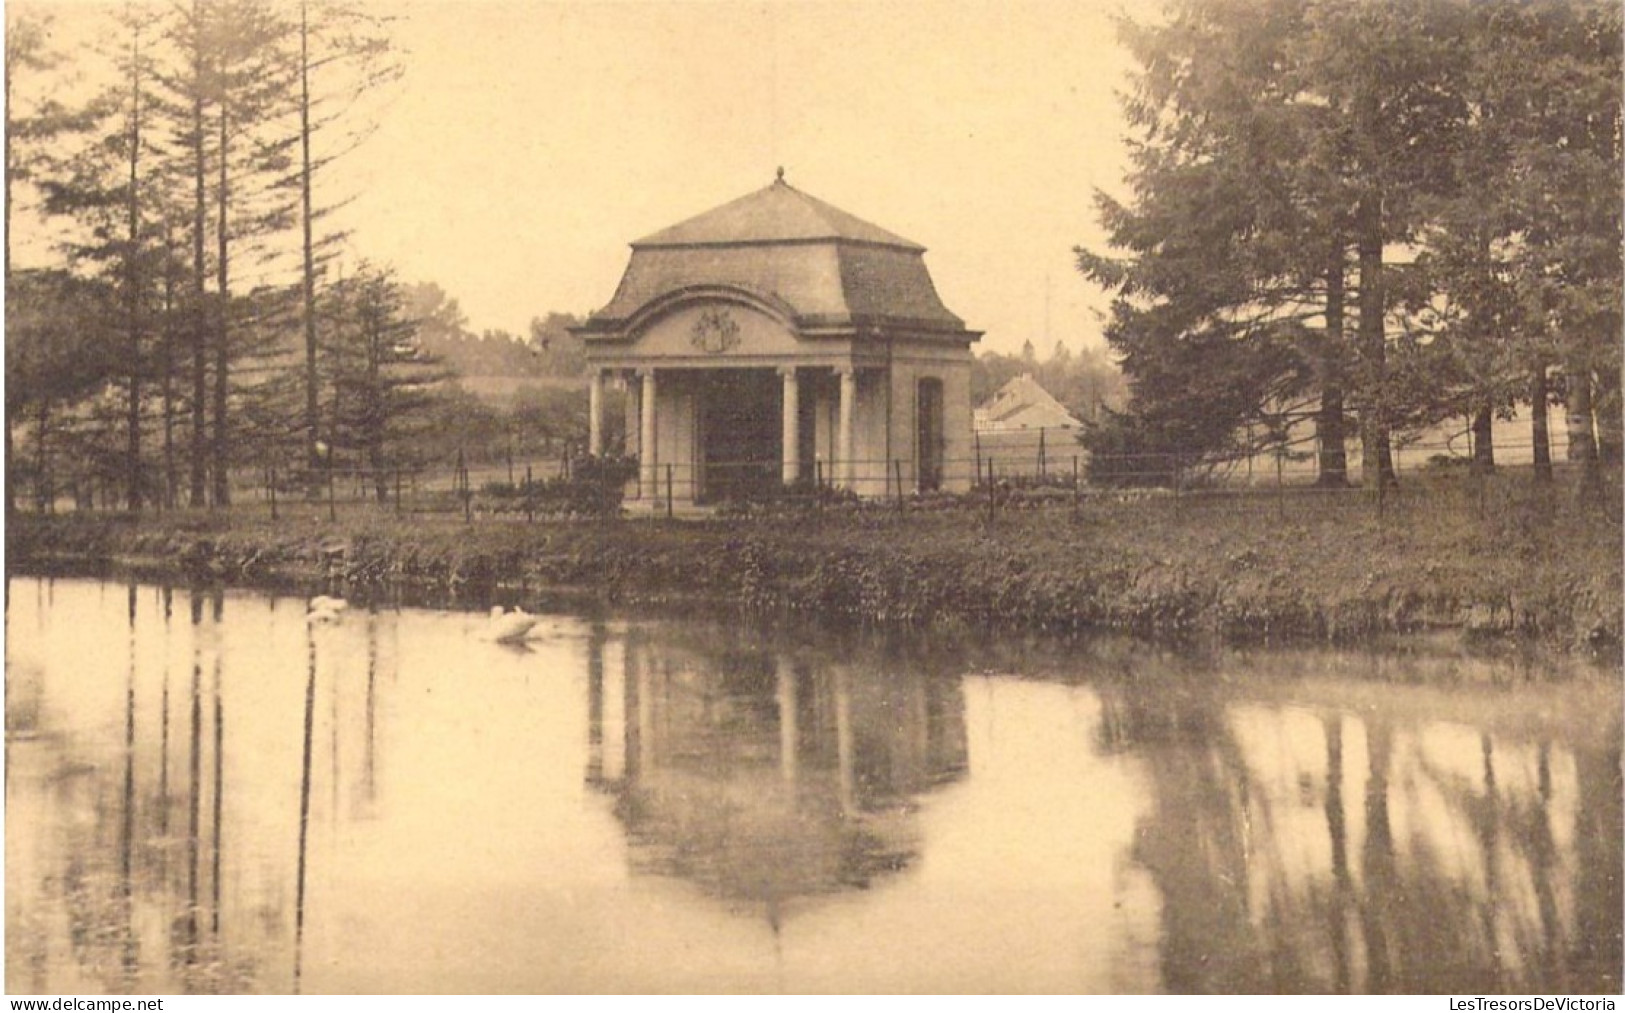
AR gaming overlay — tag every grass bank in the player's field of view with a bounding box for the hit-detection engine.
[7,480,1621,650]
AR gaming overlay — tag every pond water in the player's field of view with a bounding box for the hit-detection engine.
[6,575,1621,994]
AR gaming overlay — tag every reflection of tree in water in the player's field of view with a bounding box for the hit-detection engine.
[1102,649,1622,993]
[7,584,267,994]
[586,626,968,919]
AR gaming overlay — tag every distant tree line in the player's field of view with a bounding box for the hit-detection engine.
[396,283,603,467]
[972,339,1128,424]
[1078,0,1620,498]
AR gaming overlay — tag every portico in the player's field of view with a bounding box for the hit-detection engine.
[575,175,980,506]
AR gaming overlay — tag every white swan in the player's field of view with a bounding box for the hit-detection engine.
[307,595,349,623]
[488,606,539,644]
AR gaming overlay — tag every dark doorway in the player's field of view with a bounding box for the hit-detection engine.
[698,370,780,503]
[917,378,944,492]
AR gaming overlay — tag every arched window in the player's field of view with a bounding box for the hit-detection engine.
[917,378,944,492]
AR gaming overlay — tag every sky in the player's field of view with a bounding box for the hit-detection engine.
[12,0,1141,356]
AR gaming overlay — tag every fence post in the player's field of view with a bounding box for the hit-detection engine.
[1072,455,1080,523]
[269,466,278,522]
[974,430,983,487]
[986,459,996,525]
[1275,449,1285,523]
[1038,428,1046,480]
[457,448,471,524]
[525,464,534,523]
[327,462,337,522]
[666,463,674,521]
[894,460,904,514]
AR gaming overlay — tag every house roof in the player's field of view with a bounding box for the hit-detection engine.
[581,176,973,338]
[634,177,925,252]
[975,374,1083,430]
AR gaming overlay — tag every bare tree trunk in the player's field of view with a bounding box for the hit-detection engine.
[125,28,143,513]
[1531,363,1552,484]
[1318,245,1349,487]
[371,446,388,504]
[162,227,178,509]
[4,34,15,519]
[188,5,208,509]
[1567,363,1600,500]
[4,420,15,519]
[35,398,51,513]
[366,310,384,502]
[300,0,323,500]
[1471,405,1494,474]
[1594,364,1621,468]
[1356,192,1395,487]
[211,99,230,508]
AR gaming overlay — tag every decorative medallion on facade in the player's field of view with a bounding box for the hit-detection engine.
[690,308,742,354]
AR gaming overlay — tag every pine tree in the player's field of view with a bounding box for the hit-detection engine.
[1077,0,1348,478]
[294,0,402,496]
[5,8,101,514]
[1078,0,1481,488]
[38,3,177,512]
[1493,1,1622,499]
[209,0,297,507]
[1306,1,1474,488]
[323,265,446,501]
[1410,2,1621,498]
[156,0,297,507]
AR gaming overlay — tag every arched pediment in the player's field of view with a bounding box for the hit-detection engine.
[620,283,800,337]
[616,293,805,362]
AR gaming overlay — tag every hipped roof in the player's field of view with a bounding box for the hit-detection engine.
[582,177,972,336]
[634,178,925,252]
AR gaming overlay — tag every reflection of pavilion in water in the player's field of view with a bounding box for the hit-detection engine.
[582,627,968,913]
[12,577,1616,995]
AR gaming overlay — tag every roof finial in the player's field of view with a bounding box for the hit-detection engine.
[775,165,785,184]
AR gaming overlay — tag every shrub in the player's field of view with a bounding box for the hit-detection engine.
[516,454,636,518]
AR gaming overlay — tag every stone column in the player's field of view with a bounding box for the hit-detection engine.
[623,372,640,461]
[780,366,800,485]
[639,369,658,501]
[588,369,605,457]
[837,366,856,490]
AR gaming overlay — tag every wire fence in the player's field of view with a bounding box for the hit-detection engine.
[11,423,1620,527]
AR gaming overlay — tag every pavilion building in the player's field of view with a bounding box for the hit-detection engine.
[575,174,980,506]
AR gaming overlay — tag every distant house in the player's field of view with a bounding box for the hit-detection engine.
[574,174,981,505]
[975,374,1083,433]
[974,374,1085,478]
